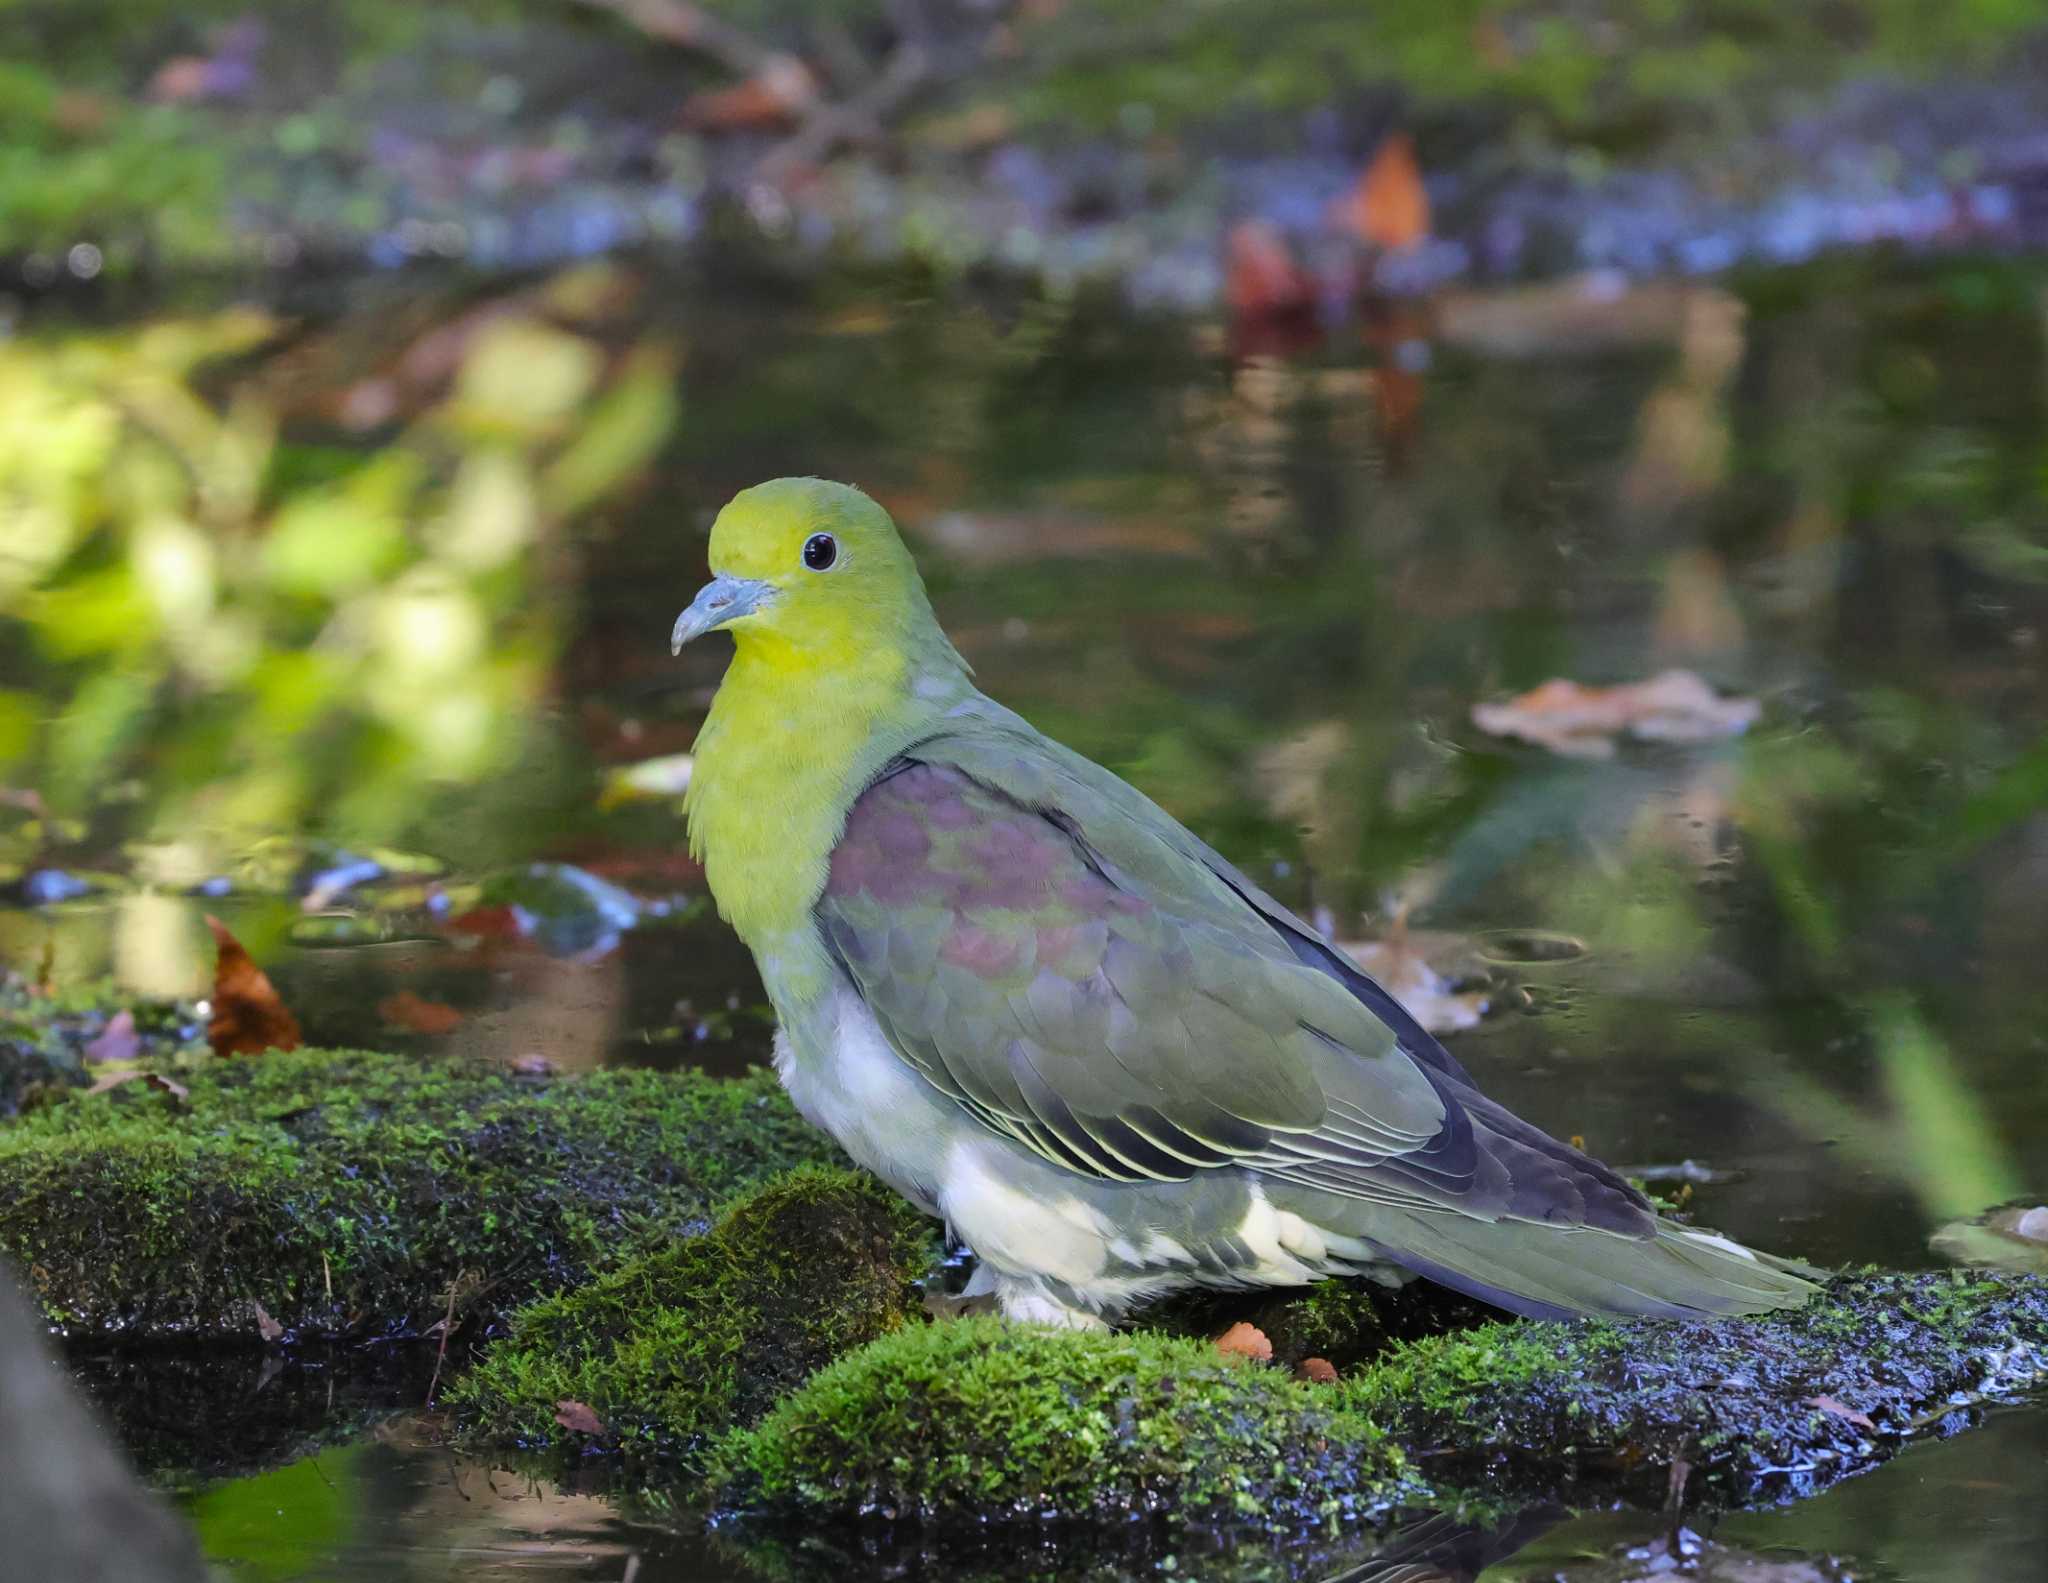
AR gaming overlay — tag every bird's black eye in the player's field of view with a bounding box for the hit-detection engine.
[802,533,838,571]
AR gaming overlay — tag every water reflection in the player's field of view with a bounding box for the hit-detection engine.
[5,255,2047,1578]
[181,1433,1568,1583]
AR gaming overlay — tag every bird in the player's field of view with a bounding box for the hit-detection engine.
[671,477,1816,1329]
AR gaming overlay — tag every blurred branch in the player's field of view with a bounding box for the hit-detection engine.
[571,0,781,79]
[576,0,936,181]
[757,41,929,183]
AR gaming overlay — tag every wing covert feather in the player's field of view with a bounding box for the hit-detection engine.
[818,730,1653,1237]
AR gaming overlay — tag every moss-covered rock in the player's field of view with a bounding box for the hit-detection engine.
[710,1272,2048,1533]
[449,1166,938,1457]
[1347,1270,2048,1506]
[712,1318,1421,1529]
[0,1047,838,1341]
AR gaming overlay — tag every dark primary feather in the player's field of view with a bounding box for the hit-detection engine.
[816,727,1657,1243]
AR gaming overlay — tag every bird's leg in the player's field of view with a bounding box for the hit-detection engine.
[922,1260,1001,1321]
[993,1278,1111,1331]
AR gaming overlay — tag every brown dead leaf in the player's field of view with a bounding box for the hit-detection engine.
[83,1009,141,1066]
[1471,670,1761,759]
[252,1302,285,1344]
[553,1399,608,1436]
[679,54,817,131]
[1214,1321,1273,1364]
[378,990,464,1036]
[1298,1356,1339,1384]
[146,1073,190,1104]
[83,1070,189,1105]
[1341,937,1489,1034]
[1334,133,1430,251]
[205,915,302,1056]
[1225,221,1316,322]
[1804,1395,1877,1433]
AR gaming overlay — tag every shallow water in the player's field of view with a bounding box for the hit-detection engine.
[6,253,2048,1577]
[169,1403,2048,1580]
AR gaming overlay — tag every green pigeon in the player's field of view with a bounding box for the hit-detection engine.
[672,477,1815,1328]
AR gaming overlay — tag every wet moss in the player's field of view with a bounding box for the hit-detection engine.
[1346,1270,2048,1506]
[711,1318,1421,1529]
[0,1047,838,1341]
[449,1166,938,1458]
[712,1271,2047,1532]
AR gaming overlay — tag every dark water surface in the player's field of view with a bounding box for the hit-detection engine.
[5,254,2047,1577]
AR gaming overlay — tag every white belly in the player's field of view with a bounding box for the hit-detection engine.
[774,988,956,1213]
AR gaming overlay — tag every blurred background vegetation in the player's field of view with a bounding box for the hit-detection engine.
[4,1,2048,273]
[2,5,2047,1578]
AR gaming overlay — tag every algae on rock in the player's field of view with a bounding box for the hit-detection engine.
[0,1048,838,1341]
[449,1165,938,1457]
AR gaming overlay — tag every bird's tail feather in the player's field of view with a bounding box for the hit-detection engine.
[1346,1210,1819,1321]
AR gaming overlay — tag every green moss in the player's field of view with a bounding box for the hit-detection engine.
[0,1047,840,1340]
[1344,1270,2048,1504]
[712,1318,1419,1528]
[711,1271,2048,1532]
[449,1165,938,1457]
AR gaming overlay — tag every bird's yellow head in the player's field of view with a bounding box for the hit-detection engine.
[671,477,938,666]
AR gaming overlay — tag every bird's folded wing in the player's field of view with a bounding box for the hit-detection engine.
[815,731,1654,1235]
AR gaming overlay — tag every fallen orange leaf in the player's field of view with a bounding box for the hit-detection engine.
[205,915,302,1057]
[378,990,464,1036]
[1335,133,1431,251]
[1215,1321,1273,1363]
[1298,1356,1339,1384]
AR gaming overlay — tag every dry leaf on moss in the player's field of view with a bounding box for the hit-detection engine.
[1214,1321,1273,1363]
[553,1399,608,1436]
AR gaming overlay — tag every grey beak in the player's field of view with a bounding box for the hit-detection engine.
[671,575,774,654]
